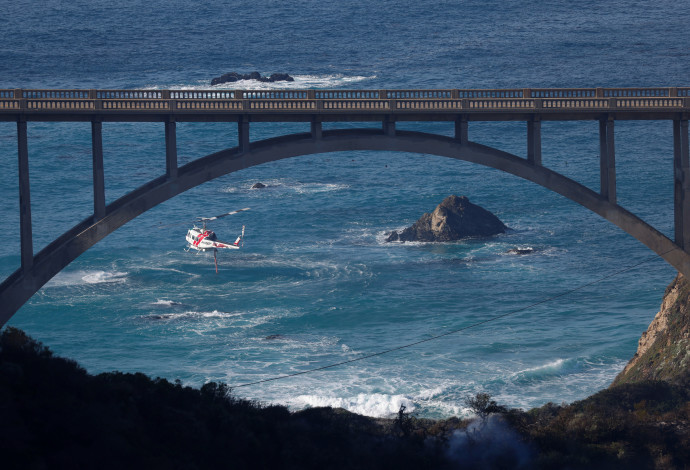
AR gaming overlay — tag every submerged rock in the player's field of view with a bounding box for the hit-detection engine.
[386,195,507,242]
[507,247,534,255]
[211,72,295,86]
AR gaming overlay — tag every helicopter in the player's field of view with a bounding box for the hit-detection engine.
[179,208,250,273]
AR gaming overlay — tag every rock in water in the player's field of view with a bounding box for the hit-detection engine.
[211,72,295,86]
[507,247,534,255]
[251,182,267,189]
[386,195,507,242]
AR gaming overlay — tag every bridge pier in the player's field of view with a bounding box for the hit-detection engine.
[383,116,396,136]
[674,118,690,249]
[311,118,322,140]
[17,119,33,272]
[92,120,106,220]
[238,117,250,152]
[527,117,542,165]
[165,120,178,179]
[454,117,468,144]
[599,117,616,204]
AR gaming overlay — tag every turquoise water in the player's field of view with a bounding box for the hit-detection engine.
[1,0,687,418]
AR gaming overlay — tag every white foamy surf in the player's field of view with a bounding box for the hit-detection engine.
[47,270,128,288]
[147,74,377,92]
[289,392,415,418]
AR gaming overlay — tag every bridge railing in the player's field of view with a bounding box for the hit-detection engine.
[541,98,608,109]
[170,90,235,99]
[1,88,690,114]
[531,89,596,98]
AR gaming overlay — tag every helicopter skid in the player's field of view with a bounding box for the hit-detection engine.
[186,243,239,252]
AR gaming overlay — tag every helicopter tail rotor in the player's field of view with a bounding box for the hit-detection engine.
[234,225,246,247]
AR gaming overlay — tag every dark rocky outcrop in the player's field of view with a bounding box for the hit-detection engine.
[251,182,267,189]
[507,247,534,255]
[612,273,690,387]
[211,72,295,86]
[386,195,507,242]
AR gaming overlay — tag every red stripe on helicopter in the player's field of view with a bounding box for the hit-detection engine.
[194,233,208,246]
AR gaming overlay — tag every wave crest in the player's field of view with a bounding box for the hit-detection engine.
[148,73,377,91]
[47,270,128,287]
[291,392,414,418]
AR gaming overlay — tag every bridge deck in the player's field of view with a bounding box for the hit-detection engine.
[3,86,690,326]
[1,87,689,122]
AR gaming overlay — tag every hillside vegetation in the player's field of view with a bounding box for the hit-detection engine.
[3,275,690,468]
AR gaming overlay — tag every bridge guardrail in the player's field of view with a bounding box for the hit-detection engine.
[174,99,243,110]
[531,89,596,98]
[170,90,235,99]
[1,88,690,115]
[0,99,20,110]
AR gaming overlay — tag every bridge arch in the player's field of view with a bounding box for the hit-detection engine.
[1,128,688,325]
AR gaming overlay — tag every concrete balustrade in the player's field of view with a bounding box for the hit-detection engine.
[175,100,242,110]
[1,88,688,121]
[542,99,608,109]
[0,100,19,109]
[532,89,596,98]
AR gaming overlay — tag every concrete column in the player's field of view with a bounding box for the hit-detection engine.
[17,119,33,271]
[599,117,616,203]
[165,120,178,179]
[527,118,542,165]
[454,117,468,144]
[311,118,322,140]
[383,116,396,136]
[238,117,250,152]
[91,120,106,220]
[674,119,690,250]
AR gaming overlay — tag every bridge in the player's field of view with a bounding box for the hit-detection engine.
[1,86,690,326]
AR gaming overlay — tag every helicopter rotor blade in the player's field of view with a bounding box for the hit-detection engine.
[156,219,196,229]
[197,207,250,222]
[158,208,250,228]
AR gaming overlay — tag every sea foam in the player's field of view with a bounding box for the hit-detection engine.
[47,270,128,287]
[290,392,414,418]
[147,74,377,92]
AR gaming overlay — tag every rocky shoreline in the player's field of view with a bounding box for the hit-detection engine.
[2,275,690,468]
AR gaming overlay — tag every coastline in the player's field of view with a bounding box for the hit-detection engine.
[3,273,690,469]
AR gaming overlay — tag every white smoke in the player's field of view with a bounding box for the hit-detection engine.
[445,414,534,469]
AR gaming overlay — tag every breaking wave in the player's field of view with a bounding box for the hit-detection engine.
[222,179,349,195]
[47,270,128,288]
[148,74,377,91]
[290,392,415,418]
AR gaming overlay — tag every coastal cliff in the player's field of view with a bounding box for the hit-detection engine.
[612,273,690,387]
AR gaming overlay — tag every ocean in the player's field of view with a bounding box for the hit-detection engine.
[1,0,688,418]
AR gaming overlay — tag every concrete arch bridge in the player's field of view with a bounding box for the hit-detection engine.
[1,86,690,326]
